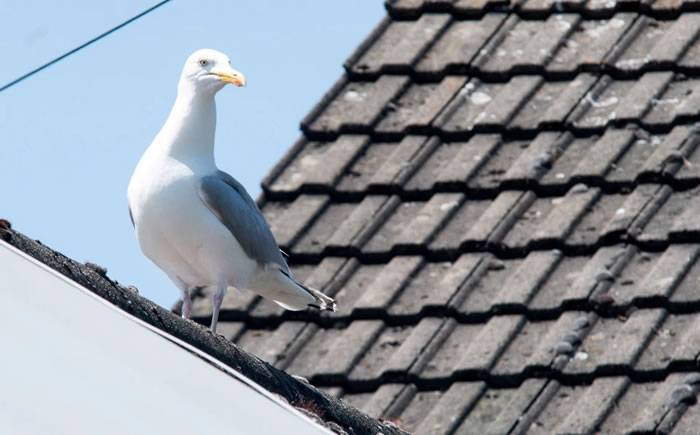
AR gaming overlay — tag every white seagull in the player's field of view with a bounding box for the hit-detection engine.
[127,49,336,333]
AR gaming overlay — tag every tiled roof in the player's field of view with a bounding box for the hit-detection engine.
[0,222,405,435]
[191,3,700,433]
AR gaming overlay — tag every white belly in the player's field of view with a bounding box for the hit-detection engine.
[128,156,256,290]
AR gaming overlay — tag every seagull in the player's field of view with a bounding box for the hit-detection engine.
[127,49,336,333]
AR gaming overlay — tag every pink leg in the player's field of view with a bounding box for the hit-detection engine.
[181,290,193,319]
[210,286,226,333]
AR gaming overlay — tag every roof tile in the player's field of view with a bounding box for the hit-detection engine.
[609,245,700,305]
[545,377,629,434]
[526,251,616,310]
[454,379,547,434]
[440,76,543,132]
[375,77,467,134]
[316,320,386,379]
[490,250,562,308]
[349,14,451,75]
[508,75,598,130]
[505,186,601,248]
[407,134,501,191]
[293,202,362,256]
[636,312,700,371]
[392,260,455,307]
[391,389,444,433]
[608,373,690,433]
[326,263,383,318]
[443,315,523,373]
[326,195,398,251]
[393,193,463,248]
[549,14,636,73]
[364,136,436,189]
[360,384,413,418]
[642,186,700,242]
[354,256,424,312]
[479,15,580,73]
[348,322,413,382]
[614,16,700,72]
[266,194,328,249]
[564,309,666,374]
[571,73,672,129]
[381,317,449,376]
[266,136,368,193]
[414,14,507,74]
[413,382,486,434]
[303,76,409,134]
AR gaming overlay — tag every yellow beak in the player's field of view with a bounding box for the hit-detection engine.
[216,70,246,87]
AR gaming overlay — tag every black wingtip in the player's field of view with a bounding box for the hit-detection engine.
[308,301,337,312]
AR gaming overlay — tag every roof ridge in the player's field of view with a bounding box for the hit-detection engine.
[0,221,408,435]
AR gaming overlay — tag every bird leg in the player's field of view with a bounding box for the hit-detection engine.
[210,286,226,333]
[181,289,193,320]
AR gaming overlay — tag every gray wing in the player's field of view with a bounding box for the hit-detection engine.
[198,171,288,271]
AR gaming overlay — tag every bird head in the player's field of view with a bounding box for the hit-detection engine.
[179,48,246,95]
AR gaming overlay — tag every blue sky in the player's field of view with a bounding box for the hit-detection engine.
[1,1,384,307]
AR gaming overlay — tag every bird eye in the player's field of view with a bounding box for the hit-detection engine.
[199,59,208,66]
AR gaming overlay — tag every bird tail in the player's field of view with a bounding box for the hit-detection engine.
[251,265,337,312]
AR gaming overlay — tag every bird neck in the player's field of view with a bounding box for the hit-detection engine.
[155,88,217,168]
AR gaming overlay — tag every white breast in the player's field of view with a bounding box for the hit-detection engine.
[128,152,256,291]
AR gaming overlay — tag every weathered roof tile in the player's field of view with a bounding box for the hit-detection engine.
[508,75,598,130]
[498,251,563,305]
[375,77,467,134]
[544,377,629,434]
[265,194,328,249]
[303,76,409,134]
[455,379,547,434]
[415,14,507,74]
[550,14,636,73]
[564,309,666,374]
[479,15,580,74]
[413,382,486,434]
[354,256,424,312]
[349,14,451,75]
[266,136,369,193]
[441,76,543,132]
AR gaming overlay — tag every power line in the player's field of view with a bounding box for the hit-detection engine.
[0,0,173,94]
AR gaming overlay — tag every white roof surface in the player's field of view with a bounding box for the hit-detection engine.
[0,241,330,435]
